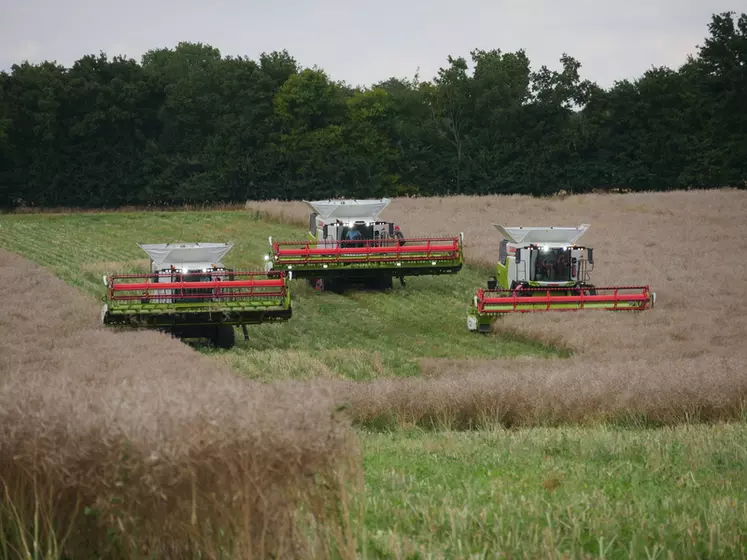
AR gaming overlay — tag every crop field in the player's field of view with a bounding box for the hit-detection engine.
[1,189,746,558]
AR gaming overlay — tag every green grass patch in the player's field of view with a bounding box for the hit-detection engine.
[357,422,747,558]
[0,210,563,380]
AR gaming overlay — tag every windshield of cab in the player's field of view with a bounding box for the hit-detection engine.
[532,248,571,282]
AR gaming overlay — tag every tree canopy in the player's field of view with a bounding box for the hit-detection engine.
[0,11,745,208]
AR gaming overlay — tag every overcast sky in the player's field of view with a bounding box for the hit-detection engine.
[1,0,745,88]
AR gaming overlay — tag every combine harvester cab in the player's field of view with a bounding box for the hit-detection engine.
[467,224,656,333]
[101,242,292,348]
[265,198,464,292]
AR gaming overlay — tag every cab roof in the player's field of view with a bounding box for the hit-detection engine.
[304,198,391,221]
[494,224,590,247]
[139,242,234,266]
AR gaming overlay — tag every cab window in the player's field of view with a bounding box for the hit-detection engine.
[532,248,571,281]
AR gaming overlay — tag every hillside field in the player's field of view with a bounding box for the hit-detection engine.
[1,190,746,558]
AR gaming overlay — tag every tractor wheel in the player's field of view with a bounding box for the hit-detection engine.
[378,276,393,290]
[577,283,597,296]
[212,325,236,349]
[326,278,347,294]
[362,276,393,291]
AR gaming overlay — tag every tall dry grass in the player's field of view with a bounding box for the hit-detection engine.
[322,354,747,429]
[248,189,747,427]
[0,248,360,559]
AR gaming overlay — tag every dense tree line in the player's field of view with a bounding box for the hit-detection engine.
[0,12,745,208]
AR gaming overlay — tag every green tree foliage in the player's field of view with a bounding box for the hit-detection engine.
[0,12,744,208]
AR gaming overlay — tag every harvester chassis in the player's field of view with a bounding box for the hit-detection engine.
[102,308,293,328]
[496,279,598,296]
[302,262,463,293]
[165,324,236,349]
[103,303,293,348]
[466,224,656,333]
[102,242,293,349]
[266,199,465,293]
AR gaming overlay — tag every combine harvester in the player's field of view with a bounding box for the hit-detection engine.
[265,198,464,292]
[467,224,655,332]
[101,242,292,348]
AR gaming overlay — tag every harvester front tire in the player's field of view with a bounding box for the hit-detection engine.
[327,278,348,294]
[377,276,394,290]
[363,276,393,290]
[213,325,236,349]
[578,283,597,296]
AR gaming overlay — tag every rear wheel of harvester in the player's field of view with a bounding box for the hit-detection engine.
[364,276,394,290]
[212,325,236,349]
[327,278,347,294]
[310,277,332,292]
[311,277,347,293]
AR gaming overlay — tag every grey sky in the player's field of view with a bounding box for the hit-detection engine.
[1,0,745,88]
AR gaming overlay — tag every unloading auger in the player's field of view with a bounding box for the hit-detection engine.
[467,224,656,332]
[101,242,292,348]
[265,198,464,292]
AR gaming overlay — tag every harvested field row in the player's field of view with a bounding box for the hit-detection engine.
[0,248,359,559]
[248,189,747,427]
[247,190,747,361]
[0,211,558,383]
